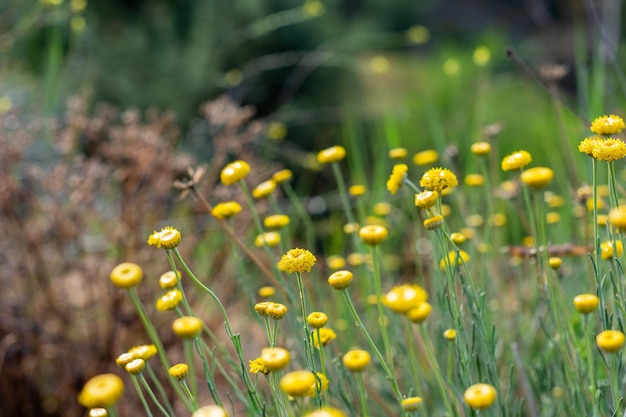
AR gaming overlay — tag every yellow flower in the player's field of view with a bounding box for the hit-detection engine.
[211,201,242,220]
[312,328,336,348]
[307,312,328,328]
[258,286,276,298]
[328,270,354,290]
[264,214,290,229]
[358,224,388,246]
[278,248,317,273]
[147,226,181,249]
[172,316,203,338]
[89,409,108,417]
[317,146,346,164]
[596,330,626,352]
[546,212,560,224]
[128,345,157,361]
[347,252,365,266]
[383,284,428,314]
[124,358,145,375]
[464,174,485,187]
[115,352,137,367]
[343,222,360,234]
[252,179,277,199]
[306,372,329,397]
[342,349,371,372]
[386,164,408,194]
[388,147,408,160]
[280,370,316,397]
[267,122,287,140]
[220,160,250,185]
[249,357,270,375]
[272,169,293,184]
[159,270,181,289]
[573,294,599,314]
[471,141,491,156]
[110,262,142,289]
[326,255,346,270]
[591,138,626,161]
[463,383,497,409]
[415,190,439,209]
[520,167,554,190]
[405,302,432,324]
[548,257,562,270]
[168,363,189,380]
[473,46,491,66]
[349,184,367,196]
[77,374,125,408]
[156,289,183,311]
[373,202,392,216]
[578,137,598,156]
[266,303,288,320]
[440,250,470,270]
[261,347,290,371]
[501,150,532,171]
[600,240,623,260]
[590,114,625,135]
[413,149,439,166]
[443,329,457,341]
[255,232,281,247]
[401,397,423,411]
[423,214,444,230]
[254,302,273,317]
[420,167,458,191]
[450,232,466,245]
[303,408,346,417]
[609,206,626,230]
[192,405,228,417]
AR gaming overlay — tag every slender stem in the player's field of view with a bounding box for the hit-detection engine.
[369,245,394,371]
[139,373,171,417]
[357,373,370,417]
[331,162,360,251]
[418,326,457,417]
[583,316,599,417]
[145,364,176,417]
[165,251,193,315]
[130,374,154,417]
[402,318,423,398]
[183,340,198,400]
[281,181,315,252]
[179,379,199,410]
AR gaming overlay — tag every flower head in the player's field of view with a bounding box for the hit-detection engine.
[423,215,444,230]
[264,214,290,229]
[590,138,626,161]
[358,224,388,246]
[573,294,599,314]
[306,372,329,397]
[328,270,354,290]
[278,248,316,273]
[596,330,625,352]
[501,150,532,171]
[578,137,598,156]
[307,312,328,328]
[302,408,346,417]
[443,329,457,341]
[440,250,470,270]
[463,383,497,409]
[266,303,288,320]
[342,349,371,372]
[255,232,281,247]
[317,146,346,164]
[609,206,626,230]
[128,344,158,361]
[600,240,623,260]
[156,289,183,311]
[124,358,145,375]
[147,227,181,249]
[386,164,408,194]
[172,316,203,339]
[272,169,293,184]
[388,147,408,160]
[249,357,270,375]
[415,190,439,209]
[312,328,336,348]
[252,179,277,199]
[258,286,276,298]
[471,142,491,156]
[349,184,367,196]
[220,160,250,185]
[77,374,125,408]
[280,370,316,397]
[520,167,554,190]
[261,347,291,371]
[383,284,428,314]
[420,167,458,191]
[413,149,439,166]
[191,405,228,417]
[590,114,625,135]
[326,255,347,270]
[401,397,423,411]
[211,202,242,220]
[168,363,189,380]
[405,302,432,323]
[110,262,142,289]
[464,174,485,187]
[159,270,181,289]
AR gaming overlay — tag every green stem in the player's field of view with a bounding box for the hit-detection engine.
[357,373,370,417]
[331,162,360,251]
[139,373,171,417]
[583,316,599,417]
[369,245,394,371]
[130,374,153,417]
[179,379,198,410]
[145,364,176,416]
[402,318,423,398]
[183,340,198,400]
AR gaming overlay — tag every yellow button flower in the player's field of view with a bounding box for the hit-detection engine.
[405,302,432,323]
[267,121,287,140]
[415,190,439,209]
[413,149,439,166]
[124,358,145,375]
[471,141,491,156]
[326,255,347,270]
[261,347,291,371]
[88,409,108,417]
[423,214,444,230]
[272,169,293,184]
[220,160,250,185]
[306,372,329,397]
[609,206,626,230]
[520,167,554,190]
[77,374,125,408]
[444,329,457,341]
[255,231,281,247]
[258,286,276,298]
[548,257,562,270]
[440,250,471,270]
[601,240,623,260]
[348,184,367,196]
[266,303,288,320]
[211,201,242,220]
[159,270,181,289]
[172,316,203,338]
[147,226,182,249]
[342,349,371,372]
[249,357,270,375]
[302,407,347,417]
[278,248,316,273]
[420,167,458,191]
[383,284,428,314]
[450,232,466,245]
[312,327,336,348]
[307,312,328,328]
[573,294,599,314]
[596,330,626,352]
[388,147,408,160]
[386,164,408,194]
[590,114,625,135]
[156,289,183,311]
[328,270,354,290]
[264,214,290,229]
[252,179,277,199]
[463,383,497,409]
[115,352,138,367]
[464,174,485,187]
[501,150,532,171]
[317,146,346,164]
[192,405,228,417]
[358,224,388,246]
[168,363,189,380]
[401,397,423,411]
[128,344,157,361]
[280,370,316,397]
[373,202,392,216]
[110,262,143,289]
[591,138,626,161]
